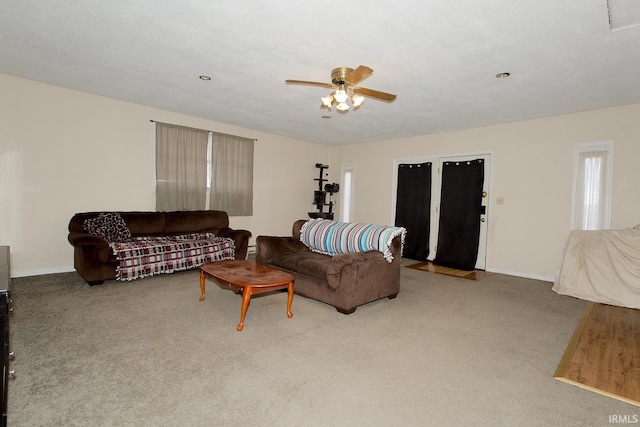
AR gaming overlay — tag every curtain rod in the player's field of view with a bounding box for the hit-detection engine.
[150,120,257,141]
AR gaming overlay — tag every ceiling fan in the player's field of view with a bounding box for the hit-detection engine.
[285,65,396,112]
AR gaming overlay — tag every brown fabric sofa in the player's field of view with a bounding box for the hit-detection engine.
[68,210,251,285]
[255,220,402,314]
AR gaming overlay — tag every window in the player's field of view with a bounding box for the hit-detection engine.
[572,141,613,230]
[340,163,355,222]
[208,131,254,216]
[155,123,209,211]
[155,122,254,215]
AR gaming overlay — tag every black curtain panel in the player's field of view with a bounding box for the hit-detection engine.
[434,159,484,271]
[394,162,432,260]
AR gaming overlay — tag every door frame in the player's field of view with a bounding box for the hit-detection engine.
[391,150,493,269]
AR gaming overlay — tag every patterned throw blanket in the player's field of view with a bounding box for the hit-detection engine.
[300,219,406,263]
[110,233,235,281]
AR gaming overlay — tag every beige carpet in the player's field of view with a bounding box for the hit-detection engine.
[554,301,640,407]
[7,260,639,426]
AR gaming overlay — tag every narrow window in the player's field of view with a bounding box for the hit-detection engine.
[572,141,613,230]
[205,132,213,209]
[340,164,355,222]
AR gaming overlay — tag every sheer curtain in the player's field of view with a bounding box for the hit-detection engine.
[155,123,209,211]
[573,150,608,230]
[209,132,254,216]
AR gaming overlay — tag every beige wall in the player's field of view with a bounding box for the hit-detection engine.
[3,73,639,280]
[0,74,328,276]
[330,104,640,280]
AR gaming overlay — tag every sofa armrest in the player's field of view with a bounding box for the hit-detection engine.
[68,231,109,248]
[67,232,113,263]
[216,228,252,260]
[325,253,359,289]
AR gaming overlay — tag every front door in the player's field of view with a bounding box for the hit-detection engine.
[431,154,490,270]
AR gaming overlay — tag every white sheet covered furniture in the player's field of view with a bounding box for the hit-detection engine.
[553,227,640,309]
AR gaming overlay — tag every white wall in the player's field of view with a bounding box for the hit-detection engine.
[330,104,640,280]
[0,74,328,276]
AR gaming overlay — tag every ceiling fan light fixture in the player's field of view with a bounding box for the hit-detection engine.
[321,95,333,108]
[287,65,396,113]
[334,87,348,103]
[352,93,364,107]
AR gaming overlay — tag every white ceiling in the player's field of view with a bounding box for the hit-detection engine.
[1,1,639,145]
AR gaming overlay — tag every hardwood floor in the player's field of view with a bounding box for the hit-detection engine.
[405,261,492,281]
[554,302,640,406]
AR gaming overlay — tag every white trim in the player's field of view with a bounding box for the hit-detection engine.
[485,267,554,283]
[12,266,75,278]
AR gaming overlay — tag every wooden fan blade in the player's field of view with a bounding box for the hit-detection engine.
[355,87,397,102]
[285,80,334,88]
[344,65,373,85]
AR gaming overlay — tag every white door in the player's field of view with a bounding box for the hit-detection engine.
[429,153,491,270]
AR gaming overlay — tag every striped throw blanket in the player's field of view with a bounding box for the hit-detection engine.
[110,233,235,281]
[300,219,406,263]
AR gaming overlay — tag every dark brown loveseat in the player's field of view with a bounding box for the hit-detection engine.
[255,220,403,314]
[68,210,251,285]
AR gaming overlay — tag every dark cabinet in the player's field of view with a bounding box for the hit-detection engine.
[0,246,10,427]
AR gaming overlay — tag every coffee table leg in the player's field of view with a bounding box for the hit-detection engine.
[286,281,294,318]
[237,286,252,331]
[199,270,206,301]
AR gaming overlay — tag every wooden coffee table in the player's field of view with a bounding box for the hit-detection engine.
[199,260,294,331]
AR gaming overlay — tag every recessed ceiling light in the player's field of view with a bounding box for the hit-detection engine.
[495,72,511,79]
[199,75,211,81]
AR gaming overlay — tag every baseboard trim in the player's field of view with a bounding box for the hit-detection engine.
[12,266,76,278]
[485,267,554,283]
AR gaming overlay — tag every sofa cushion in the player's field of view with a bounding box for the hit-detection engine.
[271,250,311,272]
[120,212,165,235]
[164,210,228,233]
[271,249,357,290]
[83,212,132,243]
